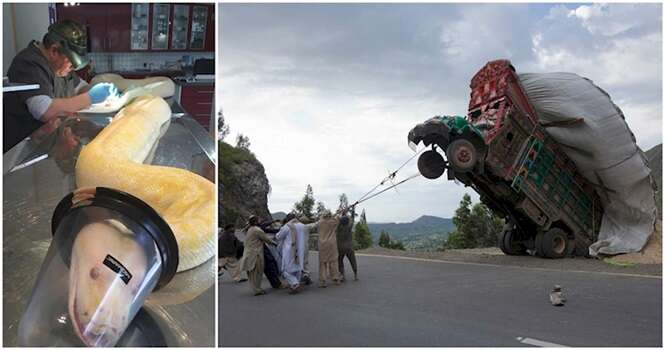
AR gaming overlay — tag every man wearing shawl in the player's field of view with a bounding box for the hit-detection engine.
[316,211,342,287]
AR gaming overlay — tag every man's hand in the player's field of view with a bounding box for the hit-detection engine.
[88,83,119,104]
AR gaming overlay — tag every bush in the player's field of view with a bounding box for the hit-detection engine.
[353,221,373,249]
[378,230,405,250]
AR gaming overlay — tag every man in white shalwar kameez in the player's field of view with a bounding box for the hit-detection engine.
[276,213,317,293]
[276,213,304,293]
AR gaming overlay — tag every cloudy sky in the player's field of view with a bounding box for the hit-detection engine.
[220,3,662,223]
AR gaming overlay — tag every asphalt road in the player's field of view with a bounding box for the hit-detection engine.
[219,252,661,347]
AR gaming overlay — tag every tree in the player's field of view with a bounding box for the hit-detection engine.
[218,109,230,141]
[389,240,405,250]
[353,222,373,250]
[378,230,390,247]
[236,134,250,150]
[378,230,405,250]
[315,201,328,219]
[445,194,504,249]
[353,209,372,249]
[338,193,349,212]
[293,184,316,223]
[445,194,476,249]
[471,203,503,247]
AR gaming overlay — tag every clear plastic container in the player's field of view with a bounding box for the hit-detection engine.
[18,187,178,347]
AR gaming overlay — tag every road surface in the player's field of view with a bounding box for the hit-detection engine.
[219,252,661,347]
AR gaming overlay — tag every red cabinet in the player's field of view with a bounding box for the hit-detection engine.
[204,5,215,52]
[56,4,131,53]
[180,85,214,130]
[57,3,214,53]
[107,5,131,52]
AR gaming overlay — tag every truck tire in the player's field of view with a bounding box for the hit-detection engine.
[498,229,509,254]
[446,139,477,173]
[541,228,569,259]
[499,228,527,255]
[417,150,446,179]
[534,232,545,257]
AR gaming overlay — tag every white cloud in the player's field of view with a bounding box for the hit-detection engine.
[567,3,658,36]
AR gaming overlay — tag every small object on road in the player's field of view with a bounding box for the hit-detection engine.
[254,289,266,296]
[550,284,566,306]
[302,275,312,285]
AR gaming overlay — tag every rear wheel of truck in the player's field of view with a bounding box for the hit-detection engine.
[534,232,545,257]
[540,228,569,259]
[446,139,477,173]
[417,150,446,179]
[499,228,527,255]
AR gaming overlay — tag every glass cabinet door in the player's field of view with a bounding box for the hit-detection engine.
[189,6,208,50]
[151,3,170,50]
[171,5,189,50]
[130,3,149,50]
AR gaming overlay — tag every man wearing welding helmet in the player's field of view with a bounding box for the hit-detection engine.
[4,19,119,152]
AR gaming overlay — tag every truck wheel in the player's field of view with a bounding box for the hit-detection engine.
[541,228,569,259]
[499,228,527,255]
[417,150,446,179]
[534,232,545,257]
[446,139,477,173]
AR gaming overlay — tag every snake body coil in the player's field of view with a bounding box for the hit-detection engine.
[75,95,215,271]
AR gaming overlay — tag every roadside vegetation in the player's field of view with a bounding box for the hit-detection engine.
[444,194,504,249]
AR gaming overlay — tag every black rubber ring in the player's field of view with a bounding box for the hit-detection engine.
[51,187,179,291]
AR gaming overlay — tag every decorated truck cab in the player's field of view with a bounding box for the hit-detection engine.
[408,59,603,258]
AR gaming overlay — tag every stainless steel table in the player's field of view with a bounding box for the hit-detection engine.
[3,98,216,347]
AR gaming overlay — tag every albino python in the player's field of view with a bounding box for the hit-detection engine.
[71,95,214,345]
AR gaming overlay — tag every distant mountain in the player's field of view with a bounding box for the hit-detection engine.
[367,215,454,251]
[272,211,287,221]
[646,144,662,217]
[368,215,455,241]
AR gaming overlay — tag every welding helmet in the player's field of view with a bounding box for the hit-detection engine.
[45,20,89,70]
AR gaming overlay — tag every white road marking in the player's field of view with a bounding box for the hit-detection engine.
[355,253,662,279]
[516,336,568,347]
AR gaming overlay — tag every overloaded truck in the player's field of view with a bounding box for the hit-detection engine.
[408,59,603,258]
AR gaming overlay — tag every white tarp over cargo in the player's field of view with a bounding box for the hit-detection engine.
[518,72,657,256]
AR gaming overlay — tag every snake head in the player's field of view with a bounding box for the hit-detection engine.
[68,220,148,347]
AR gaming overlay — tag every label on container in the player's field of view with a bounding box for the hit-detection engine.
[103,254,133,284]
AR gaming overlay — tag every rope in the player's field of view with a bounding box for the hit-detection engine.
[338,147,427,214]
[354,173,421,206]
[356,147,427,203]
